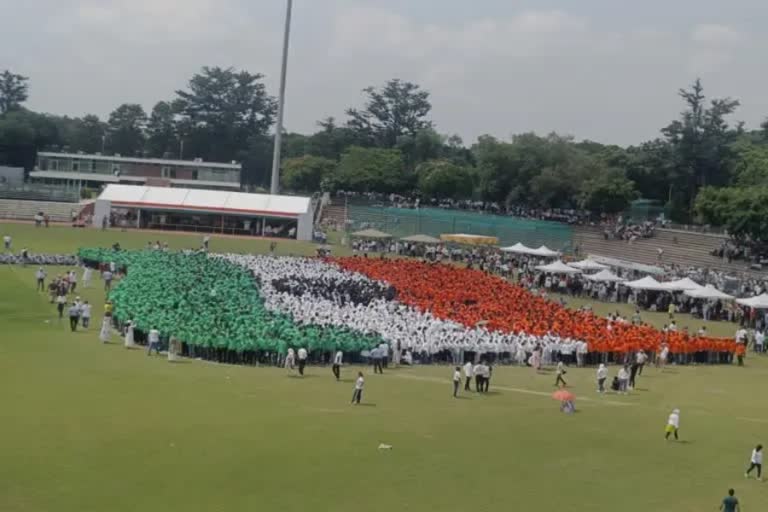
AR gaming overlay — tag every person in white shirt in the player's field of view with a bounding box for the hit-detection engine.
[35,267,47,292]
[68,270,78,294]
[617,365,630,394]
[596,363,608,393]
[297,347,308,376]
[102,270,113,292]
[203,235,211,250]
[99,314,112,343]
[82,266,93,289]
[351,371,364,404]
[755,330,765,354]
[555,361,567,388]
[147,327,161,355]
[80,301,92,329]
[665,408,680,440]
[452,366,461,398]
[745,444,763,480]
[124,320,136,349]
[463,361,473,391]
[332,350,343,381]
[2,234,10,250]
[473,362,483,392]
[285,348,295,370]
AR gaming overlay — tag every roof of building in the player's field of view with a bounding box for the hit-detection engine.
[38,152,241,170]
[97,184,311,218]
[29,171,240,189]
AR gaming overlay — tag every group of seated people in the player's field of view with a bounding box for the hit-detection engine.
[602,219,656,242]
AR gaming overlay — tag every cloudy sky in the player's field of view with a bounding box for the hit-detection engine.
[2,0,767,146]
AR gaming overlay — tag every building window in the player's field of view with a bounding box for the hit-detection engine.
[161,166,176,179]
[112,164,121,177]
[72,160,80,172]
[50,159,58,171]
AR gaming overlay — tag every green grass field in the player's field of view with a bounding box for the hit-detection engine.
[1,221,766,511]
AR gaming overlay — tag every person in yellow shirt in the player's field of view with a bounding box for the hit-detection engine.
[104,301,113,317]
[668,303,676,320]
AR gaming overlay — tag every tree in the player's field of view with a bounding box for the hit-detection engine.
[696,186,768,244]
[67,115,107,154]
[334,146,407,192]
[730,138,768,187]
[174,66,276,162]
[0,70,29,114]
[578,167,637,213]
[416,159,474,199]
[396,128,444,168]
[661,79,740,219]
[106,104,147,156]
[145,102,178,158]
[0,110,61,170]
[346,79,432,147]
[281,155,336,192]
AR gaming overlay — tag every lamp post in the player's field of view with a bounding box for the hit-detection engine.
[270,0,293,195]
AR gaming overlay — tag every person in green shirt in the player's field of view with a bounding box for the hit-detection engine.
[720,489,739,512]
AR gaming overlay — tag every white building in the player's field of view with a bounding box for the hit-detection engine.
[94,184,314,241]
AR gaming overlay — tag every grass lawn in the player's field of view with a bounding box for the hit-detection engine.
[1,222,766,511]
[0,221,346,257]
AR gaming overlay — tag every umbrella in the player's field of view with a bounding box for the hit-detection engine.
[552,390,575,401]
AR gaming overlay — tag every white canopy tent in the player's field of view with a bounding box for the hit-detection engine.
[568,259,609,271]
[623,276,667,291]
[684,285,733,300]
[736,293,768,309]
[585,269,625,282]
[500,242,535,254]
[535,261,582,274]
[531,245,560,257]
[662,278,703,291]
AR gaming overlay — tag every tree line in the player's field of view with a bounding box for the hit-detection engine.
[2,67,768,242]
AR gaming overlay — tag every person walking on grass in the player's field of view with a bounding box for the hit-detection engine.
[56,293,67,320]
[332,350,343,381]
[99,315,112,344]
[617,365,630,394]
[102,268,113,292]
[35,267,46,292]
[82,266,93,289]
[720,489,739,512]
[452,366,461,398]
[147,326,161,355]
[297,347,308,376]
[597,363,608,393]
[80,301,91,329]
[473,361,484,392]
[555,361,567,387]
[351,371,364,405]
[665,408,680,441]
[67,302,80,332]
[463,360,473,391]
[745,444,763,480]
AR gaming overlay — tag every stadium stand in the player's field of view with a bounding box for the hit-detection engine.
[574,226,764,275]
[0,199,81,223]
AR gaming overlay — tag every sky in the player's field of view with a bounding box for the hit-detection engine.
[2,0,767,146]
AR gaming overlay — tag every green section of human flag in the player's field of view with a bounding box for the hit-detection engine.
[78,248,381,352]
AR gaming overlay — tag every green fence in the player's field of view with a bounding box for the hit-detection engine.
[347,205,573,251]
